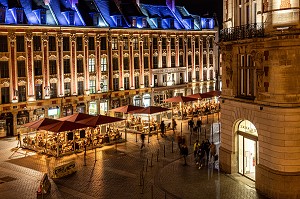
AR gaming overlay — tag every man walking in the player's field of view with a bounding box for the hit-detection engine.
[16,131,21,148]
[196,117,202,133]
[140,133,145,149]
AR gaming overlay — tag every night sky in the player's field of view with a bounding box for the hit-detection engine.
[140,0,223,25]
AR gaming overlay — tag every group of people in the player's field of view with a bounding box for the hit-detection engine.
[188,117,202,134]
[193,139,217,169]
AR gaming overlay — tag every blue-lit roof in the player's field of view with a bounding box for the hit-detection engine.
[0,0,215,30]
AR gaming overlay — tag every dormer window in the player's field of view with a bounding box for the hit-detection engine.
[116,16,122,26]
[131,17,136,27]
[33,9,47,24]
[90,12,100,26]
[62,10,75,25]
[10,8,24,24]
[184,18,194,29]
[169,18,174,28]
[142,18,147,28]
[0,6,7,23]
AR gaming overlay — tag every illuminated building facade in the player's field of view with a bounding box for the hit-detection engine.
[0,0,219,137]
[220,0,300,198]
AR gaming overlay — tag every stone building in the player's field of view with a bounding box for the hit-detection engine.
[220,0,300,198]
[0,0,219,137]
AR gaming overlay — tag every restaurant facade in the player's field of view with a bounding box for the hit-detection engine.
[0,0,219,137]
[220,0,300,198]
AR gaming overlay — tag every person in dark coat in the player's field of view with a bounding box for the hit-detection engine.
[160,121,165,136]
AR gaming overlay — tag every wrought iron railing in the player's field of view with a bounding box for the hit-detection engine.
[220,23,264,41]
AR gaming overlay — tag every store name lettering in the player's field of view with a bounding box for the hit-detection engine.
[239,125,257,134]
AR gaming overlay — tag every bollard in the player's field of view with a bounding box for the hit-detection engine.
[205,129,207,139]
[211,124,214,142]
[151,185,154,199]
[157,129,159,140]
[94,148,97,162]
[190,133,191,146]
[157,149,159,162]
[207,114,208,124]
[84,144,87,166]
[136,133,138,142]
[164,145,166,157]
[171,140,174,153]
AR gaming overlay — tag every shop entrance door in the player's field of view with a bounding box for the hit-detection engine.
[238,135,257,181]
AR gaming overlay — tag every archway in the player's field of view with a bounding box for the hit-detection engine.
[235,119,258,181]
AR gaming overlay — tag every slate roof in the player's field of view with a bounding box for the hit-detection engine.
[0,0,215,30]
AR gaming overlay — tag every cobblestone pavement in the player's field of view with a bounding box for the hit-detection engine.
[0,113,268,199]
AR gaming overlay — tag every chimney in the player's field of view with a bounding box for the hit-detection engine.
[166,0,175,13]
[136,0,140,6]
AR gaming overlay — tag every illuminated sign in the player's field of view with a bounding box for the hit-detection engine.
[238,120,258,136]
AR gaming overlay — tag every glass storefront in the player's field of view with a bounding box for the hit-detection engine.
[62,105,73,117]
[237,120,258,181]
[48,107,60,119]
[133,95,141,106]
[100,101,108,115]
[143,93,151,107]
[89,101,98,115]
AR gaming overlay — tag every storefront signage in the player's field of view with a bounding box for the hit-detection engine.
[238,120,257,136]
[52,161,76,178]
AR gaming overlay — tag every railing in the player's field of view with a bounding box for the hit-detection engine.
[220,23,264,42]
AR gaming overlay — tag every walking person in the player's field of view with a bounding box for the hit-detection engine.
[172,118,177,134]
[160,120,165,136]
[140,133,145,149]
[204,139,211,165]
[188,118,194,134]
[197,145,205,169]
[196,117,202,133]
[16,131,21,148]
[193,140,200,160]
[181,143,188,166]
[209,142,217,163]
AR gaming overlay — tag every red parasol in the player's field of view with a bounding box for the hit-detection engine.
[59,113,96,122]
[164,96,197,103]
[110,105,144,114]
[39,120,88,133]
[22,118,60,130]
[76,115,124,128]
[129,106,169,115]
[187,90,221,99]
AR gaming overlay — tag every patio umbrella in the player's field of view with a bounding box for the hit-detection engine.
[163,96,197,103]
[201,90,221,98]
[110,105,144,114]
[39,120,88,133]
[186,93,203,99]
[22,118,60,130]
[128,106,170,115]
[76,115,124,128]
[59,113,96,122]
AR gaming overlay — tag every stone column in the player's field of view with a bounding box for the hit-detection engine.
[25,32,35,101]
[129,35,134,89]
[167,36,171,68]
[41,33,50,99]
[149,37,153,87]
[191,35,196,81]
[199,38,203,80]
[57,32,64,97]
[83,34,90,95]
[118,35,124,89]
[139,34,144,87]
[96,34,102,92]
[8,32,17,102]
[70,33,77,95]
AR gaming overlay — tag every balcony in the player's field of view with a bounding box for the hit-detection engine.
[220,23,264,42]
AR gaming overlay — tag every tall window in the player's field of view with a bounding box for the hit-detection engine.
[209,54,214,67]
[187,38,191,49]
[17,60,26,77]
[101,57,107,72]
[162,38,167,49]
[153,56,158,69]
[195,54,199,66]
[16,36,25,52]
[143,37,148,49]
[88,80,95,94]
[50,83,57,98]
[188,55,192,67]
[144,76,149,87]
[134,57,139,69]
[48,36,56,51]
[203,54,207,68]
[179,55,183,66]
[101,37,106,50]
[239,54,254,97]
[77,81,84,95]
[133,38,138,50]
[171,38,175,49]
[77,59,83,73]
[113,57,118,71]
[64,82,71,96]
[196,71,200,81]
[134,76,139,89]
[88,58,95,73]
[162,56,167,68]
[33,36,41,51]
[35,84,43,100]
[153,37,157,49]
[179,38,183,49]
[123,57,129,70]
[49,60,57,75]
[0,61,9,78]
[188,71,192,82]
[63,59,71,74]
[113,78,119,91]
[144,56,149,69]
[0,35,8,52]
[124,77,130,90]
[123,37,129,50]
[112,37,118,50]
[34,60,43,76]
[171,56,175,67]
[88,37,95,50]
[76,37,83,51]
[18,86,26,102]
[63,37,70,51]
[1,87,9,104]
